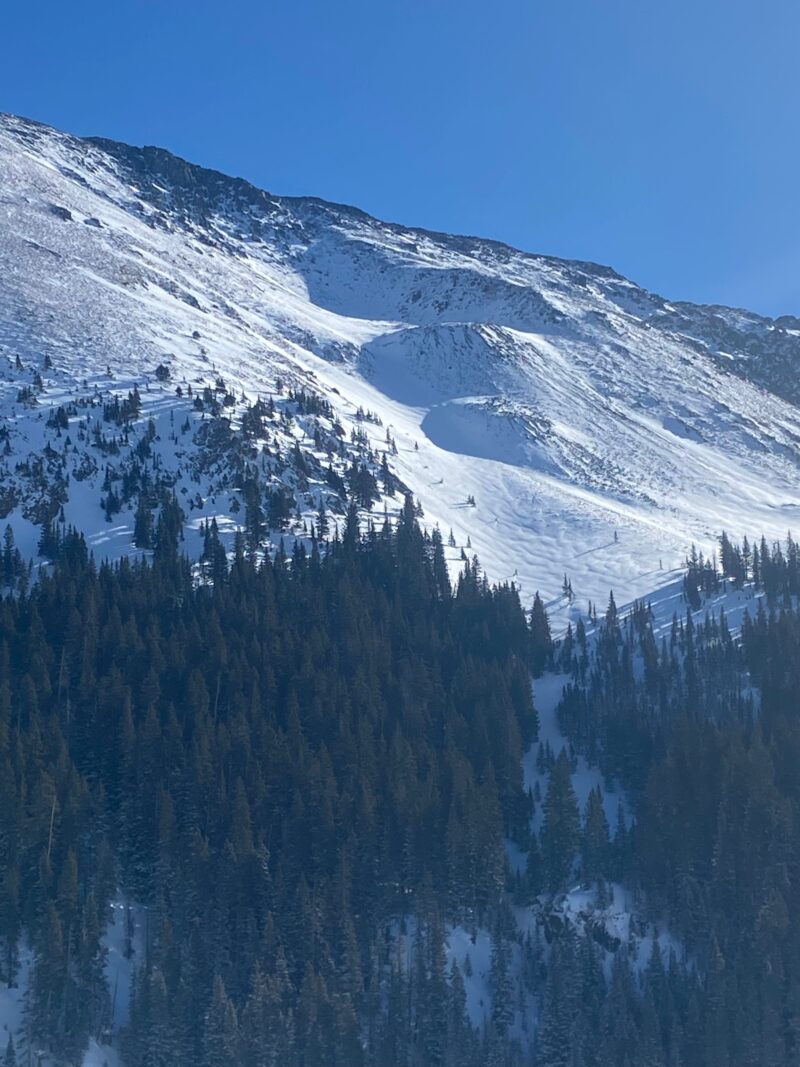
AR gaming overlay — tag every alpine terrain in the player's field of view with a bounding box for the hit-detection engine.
[2,113,800,622]
[2,113,800,1067]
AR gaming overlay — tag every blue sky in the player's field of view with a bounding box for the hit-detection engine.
[3,0,798,316]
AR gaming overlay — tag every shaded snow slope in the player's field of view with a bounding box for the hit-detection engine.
[3,113,800,625]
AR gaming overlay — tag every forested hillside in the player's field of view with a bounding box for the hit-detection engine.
[6,512,800,1062]
[0,499,543,1066]
[549,536,800,1066]
[3,508,800,1065]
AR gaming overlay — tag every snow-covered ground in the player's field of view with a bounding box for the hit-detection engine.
[3,114,800,627]
[0,893,144,1067]
[0,943,32,1055]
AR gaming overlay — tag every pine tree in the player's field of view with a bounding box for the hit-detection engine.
[541,750,580,891]
[537,934,577,1067]
[605,590,618,629]
[205,975,240,1067]
[133,495,153,548]
[490,931,512,1033]
[3,1035,16,1067]
[581,786,610,885]
[316,501,329,539]
[530,592,553,676]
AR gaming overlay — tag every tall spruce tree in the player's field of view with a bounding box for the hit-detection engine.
[541,750,580,891]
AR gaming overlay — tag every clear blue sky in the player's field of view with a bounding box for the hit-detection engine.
[3,0,798,316]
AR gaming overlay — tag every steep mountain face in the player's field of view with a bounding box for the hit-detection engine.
[3,112,800,621]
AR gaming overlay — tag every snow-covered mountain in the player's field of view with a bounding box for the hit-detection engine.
[3,111,800,624]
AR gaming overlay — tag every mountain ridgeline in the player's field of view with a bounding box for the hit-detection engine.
[5,112,800,620]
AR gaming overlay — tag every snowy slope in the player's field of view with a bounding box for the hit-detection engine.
[3,112,800,625]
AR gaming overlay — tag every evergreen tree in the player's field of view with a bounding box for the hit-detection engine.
[541,751,580,891]
[581,786,610,885]
[530,591,553,676]
[205,975,239,1067]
